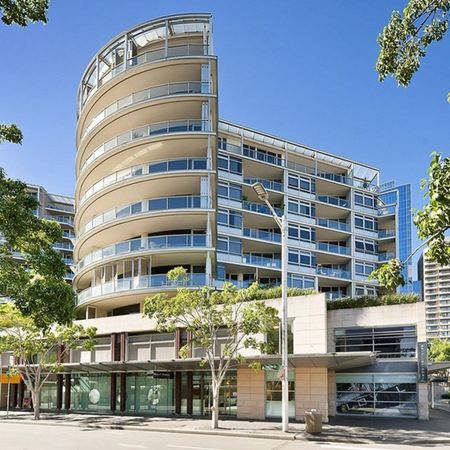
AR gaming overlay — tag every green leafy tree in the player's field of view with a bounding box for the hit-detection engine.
[371,153,450,291]
[429,338,450,361]
[0,303,96,420]
[0,169,75,328]
[144,267,279,429]
[0,0,48,26]
[377,0,450,97]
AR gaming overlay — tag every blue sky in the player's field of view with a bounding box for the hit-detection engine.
[0,0,448,257]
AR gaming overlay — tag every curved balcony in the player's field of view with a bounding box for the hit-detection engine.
[77,273,207,306]
[77,233,207,271]
[79,119,210,174]
[80,195,211,236]
[81,81,210,140]
[79,157,209,206]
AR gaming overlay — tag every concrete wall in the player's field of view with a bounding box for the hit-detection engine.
[327,370,336,417]
[236,368,265,420]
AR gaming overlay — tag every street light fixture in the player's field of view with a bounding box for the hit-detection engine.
[252,182,289,432]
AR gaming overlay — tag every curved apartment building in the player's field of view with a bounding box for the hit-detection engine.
[74,14,217,318]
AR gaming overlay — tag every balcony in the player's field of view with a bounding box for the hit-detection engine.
[77,273,207,305]
[243,228,281,243]
[379,251,396,262]
[53,242,74,251]
[378,229,395,239]
[316,195,349,208]
[219,142,284,166]
[243,177,283,192]
[80,119,210,174]
[83,81,210,138]
[82,195,211,235]
[44,215,74,226]
[78,234,207,271]
[80,157,209,206]
[243,254,281,268]
[242,201,283,217]
[316,266,351,279]
[378,205,396,216]
[316,218,350,232]
[316,242,351,255]
[45,204,75,213]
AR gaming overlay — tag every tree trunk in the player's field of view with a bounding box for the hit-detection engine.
[211,385,220,430]
[32,390,41,420]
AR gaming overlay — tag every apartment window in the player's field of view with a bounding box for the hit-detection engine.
[320,286,347,299]
[355,214,378,232]
[287,198,316,218]
[335,325,417,358]
[218,182,242,201]
[218,137,227,150]
[218,208,242,229]
[355,238,378,255]
[288,249,316,267]
[288,224,316,243]
[355,261,377,277]
[218,153,242,175]
[354,192,376,209]
[288,274,315,289]
[287,173,316,194]
[217,235,242,255]
[355,284,377,297]
[243,144,282,165]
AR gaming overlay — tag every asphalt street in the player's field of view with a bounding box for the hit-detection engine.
[1,423,449,450]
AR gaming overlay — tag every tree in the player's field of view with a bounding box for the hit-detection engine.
[376,0,450,96]
[0,0,48,26]
[429,338,450,361]
[144,267,279,429]
[371,153,450,291]
[0,169,75,328]
[0,303,96,420]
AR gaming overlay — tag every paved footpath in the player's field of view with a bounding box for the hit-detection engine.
[1,409,449,447]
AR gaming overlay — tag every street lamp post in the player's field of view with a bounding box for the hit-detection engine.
[252,182,289,432]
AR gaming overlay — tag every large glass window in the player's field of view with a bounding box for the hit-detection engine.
[217,236,242,255]
[218,153,242,175]
[287,199,316,218]
[218,182,242,201]
[288,249,316,267]
[287,173,316,194]
[354,192,376,209]
[218,208,242,229]
[355,238,378,255]
[288,224,316,243]
[355,260,377,277]
[288,273,315,289]
[335,325,417,358]
[70,373,111,411]
[265,369,295,418]
[355,214,378,232]
[336,373,417,417]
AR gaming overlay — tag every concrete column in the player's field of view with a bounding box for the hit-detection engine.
[295,368,329,423]
[417,383,429,420]
[237,368,265,420]
[327,370,336,417]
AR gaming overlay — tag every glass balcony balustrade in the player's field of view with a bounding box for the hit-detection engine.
[316,242,351,255]
[45,204,75,213]
[53,242,74,250]
[83,81,210,138]
[316,195,349,208]
[80,43,209,110]
[378,229,395,238]
[316,218,350,232]
[379,251,396,262]
[77,234,207,271]
[43,215,74,226]
[378,205,396,216]
[80,158,208,206]
[242,254,281,268]
[81,195,211,235]
[80,119,210,174]
[243,228,282,243]
[242,201,283,217]
[243,177,283,192]
[218,141,284,166]
[316,266,351,279]
[77,273,207,305]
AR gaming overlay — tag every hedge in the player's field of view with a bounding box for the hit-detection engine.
[326,293,420,310]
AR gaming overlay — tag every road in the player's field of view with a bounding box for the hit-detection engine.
[1,423,449,450]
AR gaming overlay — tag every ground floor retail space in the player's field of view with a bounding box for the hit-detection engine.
[0,366,429,421]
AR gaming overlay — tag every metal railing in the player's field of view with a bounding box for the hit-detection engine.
[77,273,207,305]
[80,119,210,173]
[316,242,351,255]
[316,218,350,232]
[83,81,210,137]
[82,195,211,235]
[243,228,282,243]
[78,234,207,270]
[242,201,283,216]
[243,177,283,192]
[80,157,209,206]
[219,141,284,166]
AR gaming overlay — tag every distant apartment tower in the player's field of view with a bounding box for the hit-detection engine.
[379,182,413,293]
[418,251,450,339]
[27,184,75,281]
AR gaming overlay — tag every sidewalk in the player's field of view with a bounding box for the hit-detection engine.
[1,409,450,445]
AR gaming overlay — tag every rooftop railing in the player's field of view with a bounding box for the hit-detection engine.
[80,119,210,174]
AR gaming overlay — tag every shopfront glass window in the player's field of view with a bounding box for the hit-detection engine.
[265,369,295,418]
[70,373,111,411]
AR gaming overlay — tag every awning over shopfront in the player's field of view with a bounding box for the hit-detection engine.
[59,351,376,374]
[428,361,450,373]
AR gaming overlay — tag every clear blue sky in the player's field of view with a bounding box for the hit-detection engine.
[0,0,448,255]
